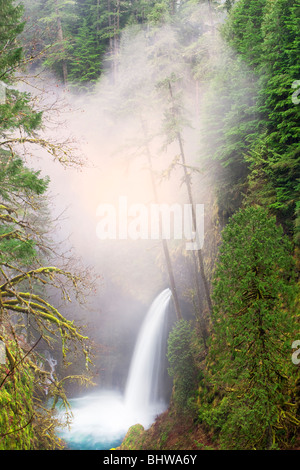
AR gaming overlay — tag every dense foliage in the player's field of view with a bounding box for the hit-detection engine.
[0,0,299,451]
[167,319,197,410]
[0,0,93,449]
[203,206,298,449]
[20,0,178,89]
[223,0,300,243]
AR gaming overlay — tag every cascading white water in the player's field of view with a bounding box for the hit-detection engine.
[58,288,172,449]
[124,288,172,425]
[44,350,57,395]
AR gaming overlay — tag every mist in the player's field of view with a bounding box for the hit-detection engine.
[18,2,256,394]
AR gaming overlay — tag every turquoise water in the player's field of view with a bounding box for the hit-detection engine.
[58,391,131,450]
[58,389,166,450]
[63,434,124,450]
[58,290,171,450]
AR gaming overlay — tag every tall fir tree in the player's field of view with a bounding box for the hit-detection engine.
[222,0,300,242]
[206,206,299,449]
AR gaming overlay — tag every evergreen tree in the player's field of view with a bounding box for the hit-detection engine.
[0,0,25,82]
[257,0,300,241]
[21,0,78,84]
[167,319,197,411]
[222,0,300,242]
[223,0,267,68]
[68,18,102,89]
[206,206,299,449]
[0,0,43,141]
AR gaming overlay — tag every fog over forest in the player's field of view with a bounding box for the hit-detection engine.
[1,0,299,453]
[22,7,229,389]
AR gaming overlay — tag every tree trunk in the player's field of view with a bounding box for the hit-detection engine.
[141,118,182,321]
[96,0,100,48]
[55,0,68,85]
[168,81,213,321]
[108,0,113,55]
[207,0,216,35]
[113,0,120,81]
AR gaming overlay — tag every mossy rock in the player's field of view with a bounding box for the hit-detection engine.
[118,424,145,450]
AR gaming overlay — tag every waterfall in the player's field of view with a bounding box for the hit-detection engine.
[44,350,57,395]
[124,288,172,425]
[59,288,172,449]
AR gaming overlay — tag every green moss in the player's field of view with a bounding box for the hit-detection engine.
[118,424,145,450]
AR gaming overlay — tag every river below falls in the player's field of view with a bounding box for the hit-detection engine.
[58,389,167,450]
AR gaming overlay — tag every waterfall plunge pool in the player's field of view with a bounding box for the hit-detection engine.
[58,390,167,450]
[58,289,172,450]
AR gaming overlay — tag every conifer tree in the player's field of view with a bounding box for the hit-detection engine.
[0,0,25,82]
[257,0,300,241]
[68,18,102,89]
[206,206,299,449]
[222,0,300,242]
